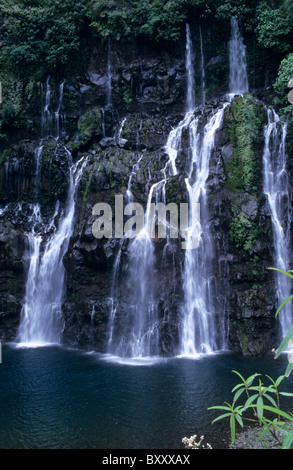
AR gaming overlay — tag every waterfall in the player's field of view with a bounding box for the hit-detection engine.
[185,24,195,112]
[34,144,43,184]
[101,108,106,138]
[42,77,52,136]
[17,154,88,346]
[228,17,249,95]
[55,81,65,139]
[106,22,231,359]
[117,117,127,145]
[41,78,65,139]
[126,154,143,203]
[107,190,157,358]
[107,37,112,105]
[107,142,159,358]
[107,109,195,358]
[262,109,292,337]
[179,104,228,357]
[15,69,89,347]
[199,26,206,108]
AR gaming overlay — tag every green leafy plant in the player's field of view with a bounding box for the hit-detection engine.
[208,371,293,447]
[208,396,244,443]
[208,267,293,448]
[268,268,293,378]
[273,54,293,116]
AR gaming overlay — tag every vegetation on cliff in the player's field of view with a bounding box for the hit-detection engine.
[0,0,292,108]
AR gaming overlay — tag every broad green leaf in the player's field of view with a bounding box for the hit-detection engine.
[261,406,293,422]
[275,375,285,387]
[248,386,262,392]
[233,387,245,402]
[208,405,232,411]
[257,396,264,421]
[284,361,293,378]
[234,405,244,413]
[263,393,278,408]
[265,385,277,394]
[243,393,259,409]
[232,370,245,383]
[275,325,293,358]
[211,412,232,424]
[266,374,283,385]
[231,383,244,393]
[235,413,243,428]
[279,391,293,396]
[246,373,260,387]
[275,295,293,318]
[265,374,282,386]
[268,267,293,280]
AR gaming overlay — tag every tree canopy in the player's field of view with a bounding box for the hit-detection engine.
[0,0,292,114]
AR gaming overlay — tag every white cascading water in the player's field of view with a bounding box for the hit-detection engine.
[17,81,88,346]
[228,17,249,96]
[199,25,206,108]
[185,24,195,112]
[263,109,292,337]
[107,117,158,357]
[34,144,43,188]
[42,77,52,136]
[126,153,143,203]
[55,81,65,139]
[41,78,65,139]
[180,105,228,356]
[108,22,230,359]
[107,92,195,358]
[179,17,250,356]
[18,154,88,346]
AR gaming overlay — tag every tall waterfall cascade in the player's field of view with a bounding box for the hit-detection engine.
[107,23,231,360]
[185,24,195,112]
[41,78,66,139]
[228,17,249,95]
[18,154,88,346]
[263,109,292,337]
[178,22,231,356]
[106,24,199,359]
[179,16,251,356]
[17,80,88,346]
[179,104,228,357]
[199,26,206,108]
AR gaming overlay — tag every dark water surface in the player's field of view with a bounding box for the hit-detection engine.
[0,344,292,449]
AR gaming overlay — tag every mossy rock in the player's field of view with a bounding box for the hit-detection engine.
[75,107,103,150]
[224,95,266,193]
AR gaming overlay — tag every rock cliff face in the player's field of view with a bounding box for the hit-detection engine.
[0,37,291,356]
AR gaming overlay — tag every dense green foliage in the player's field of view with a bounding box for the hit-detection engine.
[1,0,292,80]
[0,0,292,133]
[1,0,91,81]
[273,54,293,115]
[255,0,293,53]
[225,95,266,193]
